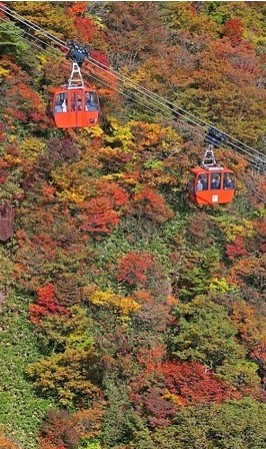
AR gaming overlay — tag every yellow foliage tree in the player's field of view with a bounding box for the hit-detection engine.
[211,215,254,242]
[89,290,141,317]
[12,2,76,40]
[27,346,100,407]
[19,137,46,163]
[105,119,134,152]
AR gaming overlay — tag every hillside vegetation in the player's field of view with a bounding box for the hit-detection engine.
[0,2,265,449]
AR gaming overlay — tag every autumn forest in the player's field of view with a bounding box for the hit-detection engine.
[0,1,265,449]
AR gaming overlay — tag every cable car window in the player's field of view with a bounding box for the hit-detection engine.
[85,91,98,111]
[223,173,235,190]
[187,176,195,192]
[197,174,208,191]
[211,173,221,190]
[77,93,83,111]
[54,93,68,113]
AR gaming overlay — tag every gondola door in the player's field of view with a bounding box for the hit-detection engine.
[75,91,84,127]
[69,91,78,128]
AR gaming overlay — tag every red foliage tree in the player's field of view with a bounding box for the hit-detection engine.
[40,409,79,449]
[29,284,67,324]
[228,254,265,293]
[117,251,155,286]
[1,59,47,126]
[67,1,87,17]
[130,361,228,427]
[80,196,119,235]
[74,16,95,44]
[161,361,228,404]
[132,187,174,223]
[0,3,5,18]
[222,18,244,46]
[97,181,129,207]
[135,387,176,428]
[226,236,247,260]
[67,1,109,68]
[90,50,109,68]
[80,182,128,235]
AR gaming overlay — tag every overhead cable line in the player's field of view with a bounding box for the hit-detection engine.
[1,5,264,150]
[0,4,265,171]
[0,15,209,142]
[0,16,174,126]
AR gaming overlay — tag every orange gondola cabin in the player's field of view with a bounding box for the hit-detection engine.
[50,86,99,128]
[187,144,235,206]
[50,41,100,129]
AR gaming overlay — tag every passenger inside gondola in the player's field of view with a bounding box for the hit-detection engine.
[224,173,234,189]
[211,174,221,189]
[54,100,62,113]
[197,174,208,191]
[61,99,67,112]
[85,92,98,111]
[54,93,68,113]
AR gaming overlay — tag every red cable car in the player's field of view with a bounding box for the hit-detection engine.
[49,42,100,129]
[50,85,99,129]
[187,145,235,206]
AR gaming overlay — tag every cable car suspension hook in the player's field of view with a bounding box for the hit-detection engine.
[201,144,222,170]
[68,61,84,89]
